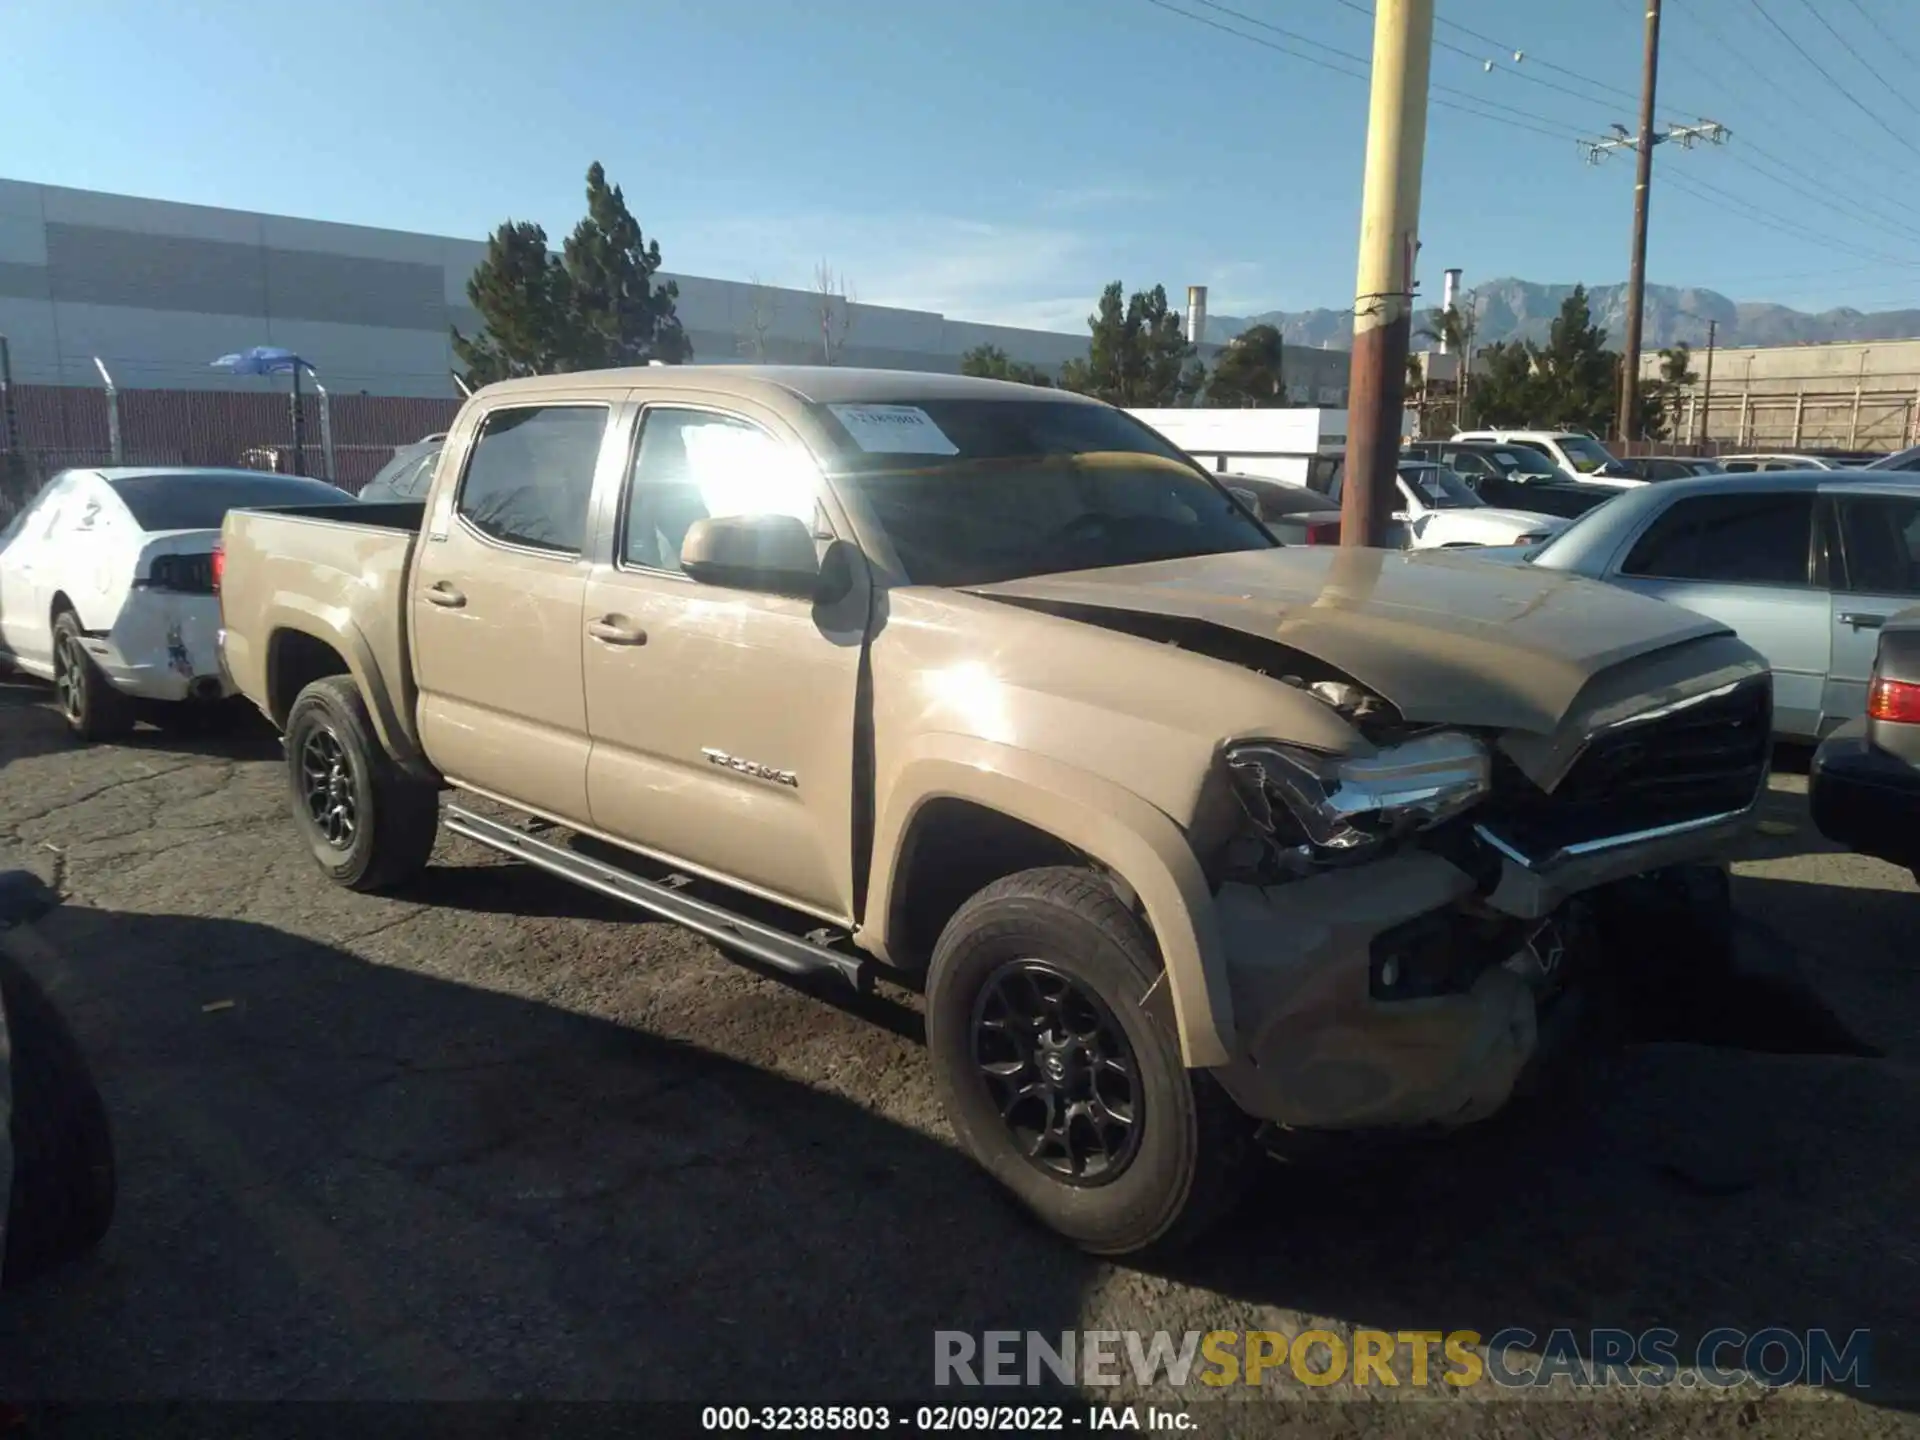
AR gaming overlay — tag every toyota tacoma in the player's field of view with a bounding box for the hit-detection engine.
[213,367,1771,1255]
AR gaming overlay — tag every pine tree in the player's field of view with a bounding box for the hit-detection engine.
[451,220,574,387]
[1057,281,1199,405]
[1532,285,1616,433]
[562,162,690,368]
[452,163,690,388]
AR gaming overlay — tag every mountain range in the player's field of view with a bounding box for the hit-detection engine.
[1209,278,1920,353]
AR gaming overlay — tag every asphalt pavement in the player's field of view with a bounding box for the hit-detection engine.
[0,676,1914,1437]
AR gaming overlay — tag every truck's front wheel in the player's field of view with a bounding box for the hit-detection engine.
[284,676,438,892]
[925,867,1250,1257]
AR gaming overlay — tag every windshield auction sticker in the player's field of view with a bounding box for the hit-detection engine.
[828,404,960,456]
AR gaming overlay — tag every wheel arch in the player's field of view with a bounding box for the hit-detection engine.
[261,614,416,765]
[864,736,1233,1068]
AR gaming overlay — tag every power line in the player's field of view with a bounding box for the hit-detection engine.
[1144,0,1592,144]
[1735,135,1920,225]
[1160,0,1920,287]
[1788,0,1920,120]
[1190,0,1610,139]
[1652,2,1920,219]
[1660,169,1920,268]
[1744,0,1920,162]
[1719,150,1920,246]
[1347,0,1920,234]
[1330,0,1656,118]
[1837,0,1920,73]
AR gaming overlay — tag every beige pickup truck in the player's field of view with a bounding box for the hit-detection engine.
[215,366,1771,1255]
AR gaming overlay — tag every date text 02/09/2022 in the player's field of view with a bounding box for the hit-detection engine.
[699,1404,1195,1432]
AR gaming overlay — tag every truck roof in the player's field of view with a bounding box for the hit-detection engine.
[473,365,1095,408]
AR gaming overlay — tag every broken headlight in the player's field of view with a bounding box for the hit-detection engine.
[1225,730,1492,866]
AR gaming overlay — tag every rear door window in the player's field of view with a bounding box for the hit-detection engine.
[1621,492,1816,585]
[1835,494,1920,596]
[456,405,609,554]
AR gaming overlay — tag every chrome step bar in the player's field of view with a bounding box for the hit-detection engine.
[442,805,868,990]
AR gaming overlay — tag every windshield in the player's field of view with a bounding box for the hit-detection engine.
[810,399,1275,585]
[1491,448,1558,477]
[1399,463,1481,509]
[1555,435,1618,473]
[108,472,355,531]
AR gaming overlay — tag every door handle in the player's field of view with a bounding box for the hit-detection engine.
[587,615,647,646]
[424,581,466,608]
[1839,611,1887,630]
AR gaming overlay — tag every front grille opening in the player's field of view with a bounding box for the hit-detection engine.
[1485,677,1772,858]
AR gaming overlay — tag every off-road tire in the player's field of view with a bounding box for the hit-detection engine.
[51,610,135,743]
[925,866,1252,1257]
[284,676,438,892]
[1,945,115,1288]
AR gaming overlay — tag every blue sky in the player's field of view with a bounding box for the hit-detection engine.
[4,0,1919,331]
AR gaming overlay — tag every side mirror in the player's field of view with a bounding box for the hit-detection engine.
[680,513,821,597]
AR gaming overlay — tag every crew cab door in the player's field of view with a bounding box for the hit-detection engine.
[580,396,867,922]
[411,398,619,824]
[1827,490,1920,726]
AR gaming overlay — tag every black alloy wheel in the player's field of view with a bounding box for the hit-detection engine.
[299,724,358,850]
[971,958,1143,1186]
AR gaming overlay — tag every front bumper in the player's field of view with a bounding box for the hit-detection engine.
[85,592,234,704]
[1810,719,1920,869]
[1209,853,1535,1132]
[1206,806,1753,1132]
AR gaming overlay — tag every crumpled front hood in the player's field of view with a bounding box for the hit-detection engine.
[966,546,1735,734]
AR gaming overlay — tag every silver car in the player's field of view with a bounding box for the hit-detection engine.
[1521,469,1920,740]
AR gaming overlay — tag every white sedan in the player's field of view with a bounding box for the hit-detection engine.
[1314,459,1568,549]
[0,467,356,739]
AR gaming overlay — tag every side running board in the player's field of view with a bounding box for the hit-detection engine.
[442,805,869,990]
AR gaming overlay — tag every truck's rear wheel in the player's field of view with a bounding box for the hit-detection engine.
[284,676,438,892]
[924,866,1250,1257]
[51,610,134,743]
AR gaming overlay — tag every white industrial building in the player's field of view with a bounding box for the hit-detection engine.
[0,178,1104,398]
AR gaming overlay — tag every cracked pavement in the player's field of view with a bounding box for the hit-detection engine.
[0,675,1916,1436]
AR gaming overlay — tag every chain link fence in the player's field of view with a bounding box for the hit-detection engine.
[0,383,459,520]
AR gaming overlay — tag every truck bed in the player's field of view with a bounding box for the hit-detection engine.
[217,500,425,751]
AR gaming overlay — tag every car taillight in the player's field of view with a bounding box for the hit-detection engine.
[210,542,224,595]
[1869,675,1920,724]
[1304,520,1341,544]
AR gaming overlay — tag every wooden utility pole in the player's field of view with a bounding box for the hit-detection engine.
[1617,0,1663,444]
[1342,0,1434,547]
[1699,318,1716,449]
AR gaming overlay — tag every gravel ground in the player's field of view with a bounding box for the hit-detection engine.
[0,677,1914,1438]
